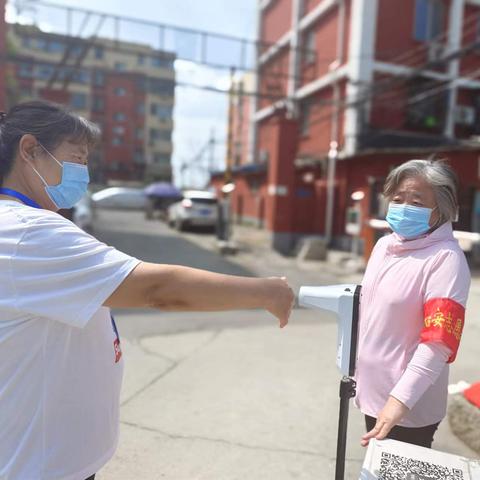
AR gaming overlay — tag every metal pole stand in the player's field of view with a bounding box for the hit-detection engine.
[335,376,357,480]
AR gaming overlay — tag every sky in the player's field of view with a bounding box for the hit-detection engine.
[6,0,259,187]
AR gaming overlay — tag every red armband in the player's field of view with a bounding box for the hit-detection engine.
[420,298,465,363]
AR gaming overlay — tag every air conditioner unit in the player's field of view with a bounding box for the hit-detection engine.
[455,105,476,126]
[427,42,444,62]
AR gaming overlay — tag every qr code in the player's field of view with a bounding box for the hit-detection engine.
[379,452,465,480]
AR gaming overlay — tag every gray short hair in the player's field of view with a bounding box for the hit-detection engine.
[383,159,459,227]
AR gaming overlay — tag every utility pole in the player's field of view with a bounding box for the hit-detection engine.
[208,128,216,174]
[224,66,236,184]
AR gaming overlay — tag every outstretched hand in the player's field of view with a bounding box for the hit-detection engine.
[264,277,295,328]
[361,396,409,447]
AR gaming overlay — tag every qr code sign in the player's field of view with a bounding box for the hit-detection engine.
[379,452,465,480]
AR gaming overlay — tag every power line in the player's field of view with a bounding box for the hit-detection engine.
[11,0,480,95]
[303,14,480,133]
[305,63,480,137]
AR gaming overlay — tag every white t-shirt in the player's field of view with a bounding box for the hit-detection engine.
[0,200,141,480]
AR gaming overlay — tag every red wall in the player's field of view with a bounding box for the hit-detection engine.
[459,4,480,77]
[300,8,339,85]
[261,0,292,49]
[296,86,344,156]
[259,48,290,110]
[302,0,322,16]
[375,0,450,74]
[369,73,408,131]
[102,72,145,180]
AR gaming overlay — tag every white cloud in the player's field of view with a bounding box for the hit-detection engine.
[172,62,228,188]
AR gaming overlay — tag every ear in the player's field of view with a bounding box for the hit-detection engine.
[17,134,39,164]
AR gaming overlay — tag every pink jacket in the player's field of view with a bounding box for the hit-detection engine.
[355,222,470,427]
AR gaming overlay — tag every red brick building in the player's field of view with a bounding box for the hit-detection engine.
[4,24,175,185]
[213,0,480,255]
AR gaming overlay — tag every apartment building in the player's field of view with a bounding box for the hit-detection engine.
[213,0,480,255]
[5,23,175,183]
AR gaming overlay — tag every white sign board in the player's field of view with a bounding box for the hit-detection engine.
[360,439,480,480]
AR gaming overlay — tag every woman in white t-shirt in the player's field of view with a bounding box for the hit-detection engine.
[0,101,295,480]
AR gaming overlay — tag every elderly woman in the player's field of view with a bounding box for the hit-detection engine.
[0,101,294,480]
[356,159,470,448]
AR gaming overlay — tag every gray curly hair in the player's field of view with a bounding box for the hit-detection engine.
[383,159,459,228]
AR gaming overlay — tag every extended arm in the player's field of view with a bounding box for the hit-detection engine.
[104,262,295,327]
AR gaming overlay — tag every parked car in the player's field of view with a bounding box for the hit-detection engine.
[168,190,218,231]
[91,187,146,210]
[58,192,95,233]
[73,192,95,233]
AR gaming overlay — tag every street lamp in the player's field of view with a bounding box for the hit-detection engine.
[325,141,338,244]
[216,182,236,254]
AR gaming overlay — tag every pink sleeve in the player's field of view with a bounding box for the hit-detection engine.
[389,342,451,409]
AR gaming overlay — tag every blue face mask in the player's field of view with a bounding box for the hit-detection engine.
[31,144,90,209]
[386,203,432,239]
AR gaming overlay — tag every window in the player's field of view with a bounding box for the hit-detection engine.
[151,56,174,69]
[137,103,146,115]
[112,126,125,135]
[18,62,33,78]
[48,41,65,53]
[72,69,90,84]
[21,37,32,48]
[70,92,87,110]
[153,153,170,164]
[299,102,311,136]
[114,62,126,71]
[114,112,126,121]
[136,127,144,139]
[134,150,145,164]
[149,128,171,142]
[112,137,123,146]
[148,78,175,96]
[37,38,48,50]
[92,96,104,112]
[36,64,54,80]
[114,87,126,96]
[303,29,316,65]
[93,71,105,87]
[136,77,147,92]
[414,0,444,42]
[137,54,145,65]
[150,103,173,120]
[94,46,104,59]
[70,44,83,57]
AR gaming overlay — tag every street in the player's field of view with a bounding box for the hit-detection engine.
[94,210,479,480]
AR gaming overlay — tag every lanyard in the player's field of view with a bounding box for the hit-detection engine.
[0,188,42,209]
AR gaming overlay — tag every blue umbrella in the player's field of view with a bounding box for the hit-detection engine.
[144,182,182,198]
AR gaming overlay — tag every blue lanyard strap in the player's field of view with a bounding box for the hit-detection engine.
[0,188,42,209]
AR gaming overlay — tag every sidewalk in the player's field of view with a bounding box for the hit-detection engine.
[98,223,480,480]
[184,223,366,293]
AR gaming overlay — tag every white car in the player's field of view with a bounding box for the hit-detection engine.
[168,190,218,231]
[72,192,95,233]
[91,187,146,210]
